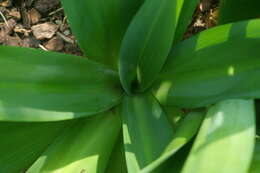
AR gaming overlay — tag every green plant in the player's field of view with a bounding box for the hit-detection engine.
[1,0,260,173]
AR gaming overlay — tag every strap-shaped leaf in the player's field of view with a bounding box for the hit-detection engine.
[173,0,200,44]
[248,139,260,173]
[181,99,255,173]
[218,0,260,25]
[105,131,128,173]
[153,19,260,108]
[121,93,174,172]
[27,111,121,173]
[0,120,69,173]
[141,111,204,173]
[0,46,122,121]
[119,0,184,93]
[61,0,144,69]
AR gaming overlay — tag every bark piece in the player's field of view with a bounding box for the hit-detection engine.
[31,22,58,40]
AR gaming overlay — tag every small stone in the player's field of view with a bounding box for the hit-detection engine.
[31,22,58,40]
[45,36,64,51]
[28,8,41,24]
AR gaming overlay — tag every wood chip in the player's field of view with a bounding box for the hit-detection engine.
[31,22,58,40]
[28,8,41,24]
[44,36,63,51]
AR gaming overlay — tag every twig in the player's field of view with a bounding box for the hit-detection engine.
[57,31,74,44]
[39,44,48,51]
[49,8,63,16]
[0,10,9,27]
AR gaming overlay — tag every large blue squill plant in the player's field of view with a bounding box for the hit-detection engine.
[1,0,260,173]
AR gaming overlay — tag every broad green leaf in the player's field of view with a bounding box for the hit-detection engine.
[140,111,204,173]
[0,120,69,173]
[119,0,184,93]
[173,0,200,44]
[61,0,144,69]
[153,19,260,108]
[27,110,121,173]
[248,139,260,173]
[218,0,260,25]
[0,46,122,121]
[121,93,174,172]
[105,131,128,173]
[181,99,255,173]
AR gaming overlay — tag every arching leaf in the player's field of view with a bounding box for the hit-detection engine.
[153,19,260,108]
[0,46,122,121]
[27,111,121,173]
[181,99,255,173]
[121,93,174,172]
[61,0,144,69]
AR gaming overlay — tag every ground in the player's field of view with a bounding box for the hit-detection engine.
[0,0,219,56]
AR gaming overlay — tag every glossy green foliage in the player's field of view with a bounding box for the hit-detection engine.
[153,19,260,108]
[141,111,204,173]
[27,111,121,173]
[173,0,200,44]
[119,0,198,93]
[121,93,174,172]
[248,139,260,173]
[219,0,260,24]
[0,120,69,173]
[1,0,260,172]
[105,132,128,173]
[181,100,255,173]
[61,0,144,69]
[0,46,122,121]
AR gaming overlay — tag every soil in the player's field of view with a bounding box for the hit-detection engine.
[0,0,219,56]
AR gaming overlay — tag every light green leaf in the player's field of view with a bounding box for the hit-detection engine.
[121,93,174,172]
[27,110,121,173]
[0,120,69,173]
[60,0,144,69]
[181,99,255,173]
[248,139,260,173]
[218,0,260,25]
[119,0,184,93]
[153,19,260,108]
[0,46,122,121]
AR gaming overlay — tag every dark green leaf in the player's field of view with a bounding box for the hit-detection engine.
[141,111,204,173]
[173,0,200,44]
[218,0,260,25]
[0,46,122,121]
[119,0,184,93]
[105,131,128,173]
[153,19,260,108]
[181,99,255,173]
[61,0,144,69]
[121,93,174,172]
[27,110,121,173]
[0,120,69,173]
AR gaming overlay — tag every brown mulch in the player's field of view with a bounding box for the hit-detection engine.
[0,0,219,56]
[0,0,82,56]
